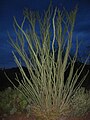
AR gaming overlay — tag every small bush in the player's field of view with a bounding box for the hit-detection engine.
[0,87,28,115]
[71,87,90,116]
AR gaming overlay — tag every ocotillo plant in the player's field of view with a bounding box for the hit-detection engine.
[8,6,89,120]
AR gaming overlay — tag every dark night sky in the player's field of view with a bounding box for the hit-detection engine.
[0,0,90,68]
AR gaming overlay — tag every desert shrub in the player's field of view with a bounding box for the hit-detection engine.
[7,5,89,120]
[71,87,90,116]
[0,87,28,115]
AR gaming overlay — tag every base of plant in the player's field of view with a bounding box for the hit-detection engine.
[0,111,90,120]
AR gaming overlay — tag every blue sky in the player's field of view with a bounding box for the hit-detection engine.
[0,0,90,68]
